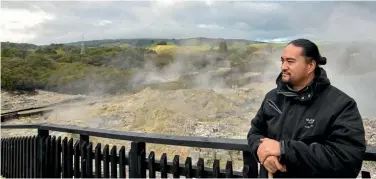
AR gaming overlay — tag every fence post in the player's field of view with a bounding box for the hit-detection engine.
[37,129,49,178]
[80,134,89,144]
[38,129,49,138]
[129,142,146,178]
[243,151,258,178]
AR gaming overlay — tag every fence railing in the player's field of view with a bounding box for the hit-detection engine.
[1,123,375,178]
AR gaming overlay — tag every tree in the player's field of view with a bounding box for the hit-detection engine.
[219,40,228,53]
[157,41,168,45]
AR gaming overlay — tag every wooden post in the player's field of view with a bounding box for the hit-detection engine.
[243,151,258,178]
[37,129,48,178]
[80,134,89,144]
[129,142,146,178]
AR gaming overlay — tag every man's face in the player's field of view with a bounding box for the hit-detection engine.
[280,44,312,85]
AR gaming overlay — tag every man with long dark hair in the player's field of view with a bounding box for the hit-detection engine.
[247,39,366,177]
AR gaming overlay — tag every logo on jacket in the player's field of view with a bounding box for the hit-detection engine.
[305,118,315,128]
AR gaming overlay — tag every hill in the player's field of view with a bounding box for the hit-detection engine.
[1,42,39,50]
[65,37,265,48]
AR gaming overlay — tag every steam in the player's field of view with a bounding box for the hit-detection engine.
[127,42,269,93]
[250,2,376,117]
[309,3,376,117]
[7,1,376,118]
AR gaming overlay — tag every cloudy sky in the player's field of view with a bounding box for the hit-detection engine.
[1,1,376,45]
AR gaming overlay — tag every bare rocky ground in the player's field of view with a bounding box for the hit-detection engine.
[1,84,375,177]
[1,90,88,112]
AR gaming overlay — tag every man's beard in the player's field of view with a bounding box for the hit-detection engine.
[281,71,291,84]
[281,78,292,85]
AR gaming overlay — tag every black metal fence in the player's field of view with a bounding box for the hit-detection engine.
[1,123,376,178]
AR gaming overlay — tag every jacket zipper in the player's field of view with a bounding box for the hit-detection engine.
[278,98,290,141]
[267,99,282,114]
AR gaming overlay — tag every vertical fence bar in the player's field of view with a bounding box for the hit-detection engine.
[196,158,205,178]
[110,146,117,178]
[9,138,12,178]
[148,151,156,179]
[62,137,68,178]
[14,138,18,178]
[38,129,49,137]
[13,138,16,178]
[37,129,49,178]
[45,136,51,178]
[94,143,102,178]
[50,136,56,177]
[55,136,62,177]
[184,157,192,178]
[1,140,4,177]
[1,140,4,176]
[103,145,110,178]
[86,142,93,178]
[73,140,80,178]
[129,142,146,178]
[22,137,26,178]
[172,155,180,178]
[119,146,126,178]
[160,153,167,178]
[17,138,20,178]
[7,139,10,177]
[129,144,137,178]
[80,134,89,144]
[80,141,88,178]
[20,137,23,177]
[17,138,21,178]
[38,136,44,178]
[242,151,258,178]
[6,139,9,177]
[225,161,233,178]
[3,140,7,177]
[1,140,5,177]
[21,137,25,178]
[213,159,220,178]
[67,139,74,178]
[26,137,31,178]
[11,138,15,178]
[30,136,35,177]
[26,137,30,177]
[139,144,146,178]
[32,137,38,178]
[12,138,15,178]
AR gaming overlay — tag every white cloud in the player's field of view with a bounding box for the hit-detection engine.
[93,20,112,27]
[155,0,177,7]
[0,7,55,43]
[196,24,225,29]
[244,2,281,11]
[320,3,376,42]
[1,1,375,44]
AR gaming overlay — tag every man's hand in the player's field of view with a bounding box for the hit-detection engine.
[257,138,281,164]
[263,156,287,174]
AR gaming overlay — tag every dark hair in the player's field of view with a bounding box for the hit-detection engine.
[288,38,327,65]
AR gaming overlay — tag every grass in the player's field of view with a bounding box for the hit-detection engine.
[248,43,286,48]
[55,48,65,54]
[149,45,212,55]
[99,42,130,48]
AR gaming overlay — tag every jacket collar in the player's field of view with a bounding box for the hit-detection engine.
[276,67,331,102]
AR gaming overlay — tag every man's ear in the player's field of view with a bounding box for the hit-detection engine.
[308,59,316,74]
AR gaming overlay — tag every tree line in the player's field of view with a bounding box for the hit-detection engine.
[1,41,274,94]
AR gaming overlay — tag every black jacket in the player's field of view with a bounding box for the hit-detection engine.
[247,67,366,178]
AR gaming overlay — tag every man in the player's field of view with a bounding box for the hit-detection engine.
[247,39,366,178]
